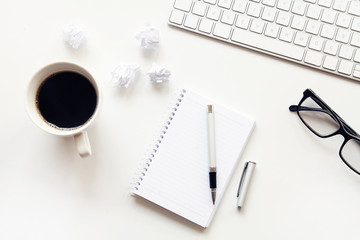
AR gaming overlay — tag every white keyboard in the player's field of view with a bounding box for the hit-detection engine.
[169,0,360,81]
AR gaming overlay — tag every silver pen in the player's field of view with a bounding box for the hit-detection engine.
[237,161,256,209]
[207,105,216,205]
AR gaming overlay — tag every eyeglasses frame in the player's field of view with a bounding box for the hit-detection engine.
[289,88,360,175]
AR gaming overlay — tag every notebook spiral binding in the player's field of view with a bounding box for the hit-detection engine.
[130,89,187,193]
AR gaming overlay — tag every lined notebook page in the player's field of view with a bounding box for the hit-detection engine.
[132,90,255,228]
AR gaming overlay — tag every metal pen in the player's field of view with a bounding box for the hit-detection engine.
[237,161,256,209]
[207,105,217,205]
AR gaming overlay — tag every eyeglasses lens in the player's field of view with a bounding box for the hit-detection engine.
[341,138,360,173]
[298,97,340,137]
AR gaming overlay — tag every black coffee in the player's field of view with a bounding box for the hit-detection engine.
[36,71,97,129]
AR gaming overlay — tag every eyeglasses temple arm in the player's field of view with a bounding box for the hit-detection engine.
[289,105,328,114]
[289,105,298,112]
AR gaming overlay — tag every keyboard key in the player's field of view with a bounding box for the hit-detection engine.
[333,0,348,12]
[199,18,214,33]
[338,60,353,75]
[207,5,222,20]
[250,19,265,33]
[235,15,251,29]
[355,50,360,63]
[320,24,336,39]
[213,22,232,39]
[262,7,277,22]
[291,15,306,30]
[231,28,305,61]
[169,9,185,25]
[294,32,310,46]
[354,65,360,78]
[351,33,360,47]
[354,67,360,78]
[204,0,217,4]
[348,1,360,16]
[351,18,360,32]
[339,45,354,60]
[218,0,233,9]
[292,0,307,15]
[306,20,321,35]
[279,28,295,42]
[262,0,276,7]
[309,36,324,51]
[336,13,352,28]
[321,9,337,24]
[233,0,248,13]
[324,41,339,55]
[221,10,236,25]
[318,0,333,8]
[277,0,291,11]
[264,23,280,38]
[323,56,338,71]
[304,0,316,3]
[192,1,207,16]
[335,28,351,43]
[305,50,323,66]
[247,2,262,18]
[184,14,199,29]
[174,0,193,12]
[276,11,291,26]
[306,4,322,20]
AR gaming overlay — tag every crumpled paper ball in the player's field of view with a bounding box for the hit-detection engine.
[147,63,171,84]
[136,25,160,50]
[111,63,140,88]
[63,24,86,49]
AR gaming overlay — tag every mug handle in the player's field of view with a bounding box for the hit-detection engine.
[74,131,92,157]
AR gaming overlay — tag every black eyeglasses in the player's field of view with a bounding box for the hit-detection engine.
[289,89,360,175]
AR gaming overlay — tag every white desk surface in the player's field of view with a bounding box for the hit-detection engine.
[2,0,360,239]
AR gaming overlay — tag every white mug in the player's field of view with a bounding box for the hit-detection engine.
[26,62,102,157]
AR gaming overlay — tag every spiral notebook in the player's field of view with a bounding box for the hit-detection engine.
[131,89,255,228]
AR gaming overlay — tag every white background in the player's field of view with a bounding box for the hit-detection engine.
[1,0,360,239]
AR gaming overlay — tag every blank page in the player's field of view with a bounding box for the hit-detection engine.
[131,89,255,228]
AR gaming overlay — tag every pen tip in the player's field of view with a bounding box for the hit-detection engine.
[211,191,216,205]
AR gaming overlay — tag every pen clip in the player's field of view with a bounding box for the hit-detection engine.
[237,161,249,197]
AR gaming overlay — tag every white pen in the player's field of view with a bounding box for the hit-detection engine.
[237,161,256,209]
[207,105,216,205]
